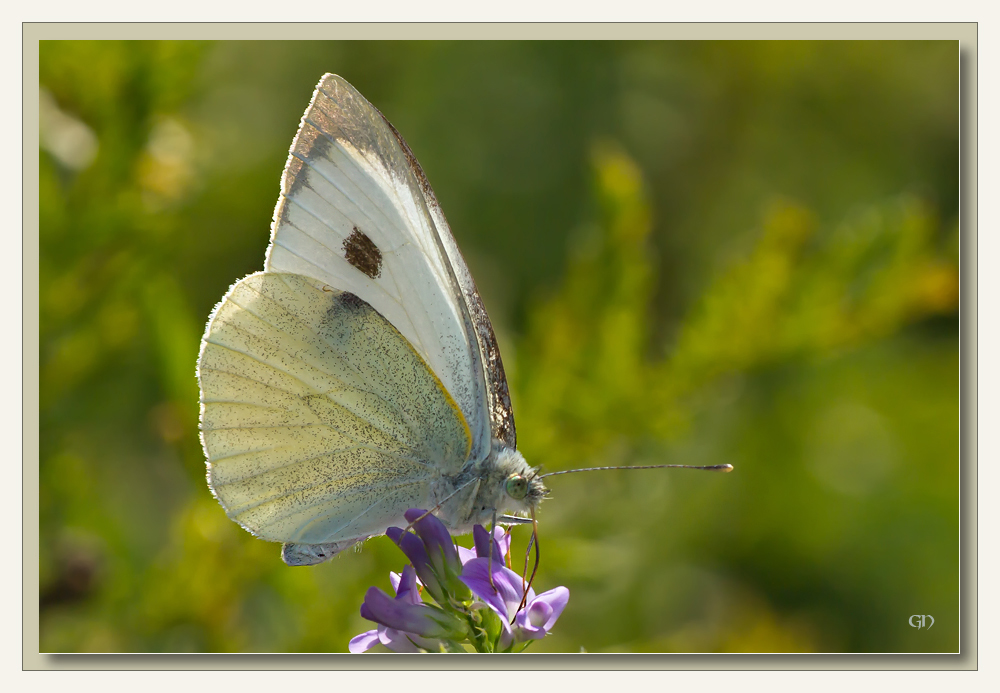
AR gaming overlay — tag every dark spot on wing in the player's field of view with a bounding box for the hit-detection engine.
[343,227,383,279]
[337,291,366,311]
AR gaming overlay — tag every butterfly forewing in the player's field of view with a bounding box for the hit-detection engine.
[378,113,519,450]
[198,272,471,544]
[266,74,499,462]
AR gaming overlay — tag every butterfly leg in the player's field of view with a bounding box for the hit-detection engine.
[496,514,532,525]
[488,509,498,592]
[402,476,481,532]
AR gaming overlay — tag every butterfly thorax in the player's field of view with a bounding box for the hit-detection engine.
[433,444,547,533]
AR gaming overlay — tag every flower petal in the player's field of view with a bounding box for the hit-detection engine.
[386,526,443,601]
[405,509,460,570]
[391,566,424,597]
[457,545,477,564]
[405,509,466,597]
[359,586,467,639]
[348,629,381,653]
[497,619,514,651]
[493,528,511,560]
[473,525,505,562]
[394,565,423,606]
[532,586,570,630]
[459,558,524,619]
[511,586,570,641]
[377,626,423,653]
[526,599,553,627]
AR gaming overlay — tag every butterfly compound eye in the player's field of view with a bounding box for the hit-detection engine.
[505,475,529,500]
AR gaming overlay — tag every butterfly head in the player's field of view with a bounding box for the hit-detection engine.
[494,446,547,516]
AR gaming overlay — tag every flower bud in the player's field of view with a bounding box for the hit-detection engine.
[359,587,469,641]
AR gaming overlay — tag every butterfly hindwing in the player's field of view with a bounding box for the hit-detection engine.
[198,272,471,545]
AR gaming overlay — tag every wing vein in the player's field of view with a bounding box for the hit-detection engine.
[212,286,422,441]
[297,120,411,244]
[253,478,429,527]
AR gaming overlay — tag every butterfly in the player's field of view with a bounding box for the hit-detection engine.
[197,74,731,568]
[196,74,548,566]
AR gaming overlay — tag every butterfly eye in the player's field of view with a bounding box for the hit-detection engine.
[505,474,529,500]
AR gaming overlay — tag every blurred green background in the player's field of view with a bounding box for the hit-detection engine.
[38,40,960,653]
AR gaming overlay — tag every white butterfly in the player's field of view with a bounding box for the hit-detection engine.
[196,74,547,566]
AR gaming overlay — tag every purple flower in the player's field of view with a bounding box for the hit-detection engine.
[511,586,570,642]
[385,509,469,604]
[349,565,466,653]
[458,525,510,565]
[347,629,382,654]
[459,528,569,646]
[385,526,437,597]
[459,558,525,620]
[350,510,569,653]
[404,508,462,572]
[358,588,467,641]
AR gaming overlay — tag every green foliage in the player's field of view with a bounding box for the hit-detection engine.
[39,40,959,653]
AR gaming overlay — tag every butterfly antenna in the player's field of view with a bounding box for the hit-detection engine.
[514,511,541,620]
[539,463,733,478]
